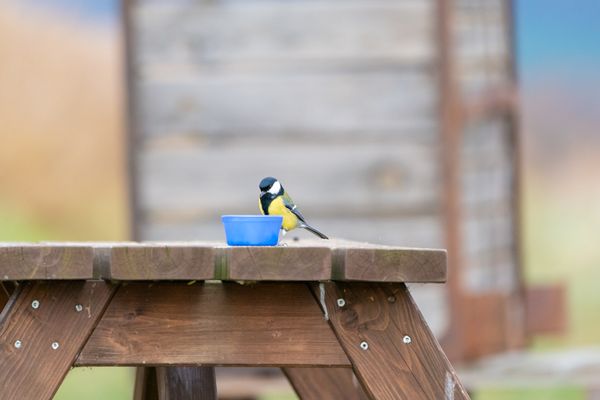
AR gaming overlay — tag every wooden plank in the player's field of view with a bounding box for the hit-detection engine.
[0,242,449,283]
[0,281,115,400]
[156,367,217,400]
[316,282,469,399]
[226,246,331,281]
[132,1,434,72]
[0,244,93,280]
[339,247,446,283]
[139,141,440,217]
[110,244,215,280]
[134,367,159,400]
[136,73,435,138]
[77,282,350,367]
[284,368,369,400]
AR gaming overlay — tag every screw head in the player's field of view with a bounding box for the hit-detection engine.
[14,340,22,349]
[403,335,412,344]
[75,304,83,312]
[336,298,346,307]
[360,341,369,350]
[387,296,396,303]
[51,341,60,350]
[31,300,40,309]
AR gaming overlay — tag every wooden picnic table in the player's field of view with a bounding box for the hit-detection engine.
[0,240,469,400]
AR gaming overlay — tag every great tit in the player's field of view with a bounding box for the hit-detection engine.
[259,177,328,239]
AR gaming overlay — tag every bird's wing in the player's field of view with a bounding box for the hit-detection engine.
[282,192,307,224]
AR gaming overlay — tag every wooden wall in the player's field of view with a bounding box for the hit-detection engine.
[125,0,518,351]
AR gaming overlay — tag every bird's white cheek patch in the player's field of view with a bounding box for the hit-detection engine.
[268,181,281,195]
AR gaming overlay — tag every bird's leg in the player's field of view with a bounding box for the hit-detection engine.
[278,229,288,246]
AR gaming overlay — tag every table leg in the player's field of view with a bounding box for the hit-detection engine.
[134,367,159,400]
[0,282,15,310]
[284,367,369,400]
[156,366,217,400]
[0,281,116,400]
[315,282,470,400]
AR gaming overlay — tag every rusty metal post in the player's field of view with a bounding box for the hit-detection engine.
[437,0,467,361]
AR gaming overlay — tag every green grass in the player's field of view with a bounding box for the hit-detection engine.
[54,368,134,400]
[474,386,584,400]
[0,204,57,241]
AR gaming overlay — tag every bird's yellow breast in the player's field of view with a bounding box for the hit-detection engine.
[267,196,299,231]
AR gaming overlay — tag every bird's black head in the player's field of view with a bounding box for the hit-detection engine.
[259,177,283,197]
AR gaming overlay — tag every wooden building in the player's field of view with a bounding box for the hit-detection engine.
[124,0,526,362]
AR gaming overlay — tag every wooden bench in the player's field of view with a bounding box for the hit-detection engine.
[0,241,469,399]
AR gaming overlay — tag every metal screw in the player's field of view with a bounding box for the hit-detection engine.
[336,298,346,307]
[75,304,83,312]
[387,296,396,303]
[360,341,369,350]
[403,335,412,344]
[31,300,40,309]
[14,340,22,349]
[51,342,60,350]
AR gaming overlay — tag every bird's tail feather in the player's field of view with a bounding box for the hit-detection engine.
[301,224,329,239]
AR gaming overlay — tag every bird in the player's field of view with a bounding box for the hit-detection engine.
[259,177,328,239]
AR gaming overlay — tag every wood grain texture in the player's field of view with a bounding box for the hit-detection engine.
[0,281,115,400]
[110,244,215,280]
[77,282,350,367]
[156,367,217,400]
[284,367,369,400]
[340,247,447,283]
[0,244,93,280]
[0,242,449,284]
[226,246,331,281]
[316,282,469,399]
[0,242,448,283]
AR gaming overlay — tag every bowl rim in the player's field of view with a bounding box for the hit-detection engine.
[222,214,282,219]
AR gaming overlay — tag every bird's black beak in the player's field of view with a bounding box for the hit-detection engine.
[260,191,266,197]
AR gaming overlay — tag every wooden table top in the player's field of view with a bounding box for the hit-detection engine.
[0,240,446,283]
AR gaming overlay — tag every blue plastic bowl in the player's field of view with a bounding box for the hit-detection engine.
[221,215,283,246]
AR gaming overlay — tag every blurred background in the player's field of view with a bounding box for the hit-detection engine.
[0,0,599,399]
